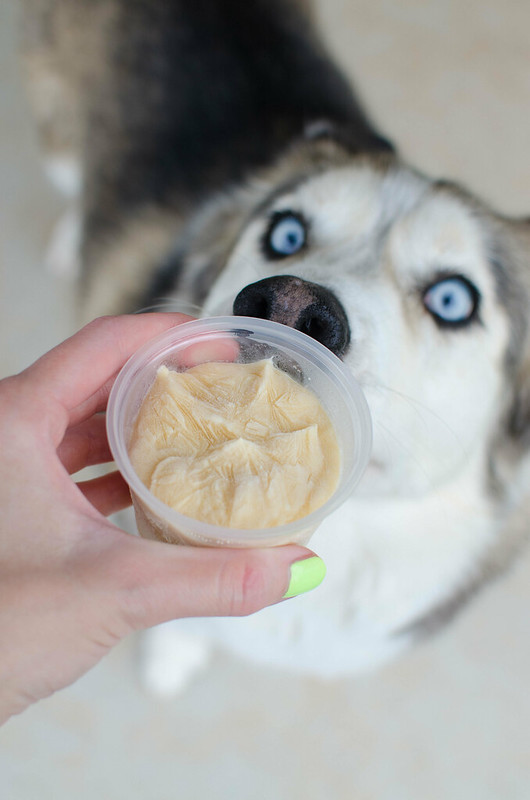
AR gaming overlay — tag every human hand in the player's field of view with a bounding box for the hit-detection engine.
[0,314,325,724]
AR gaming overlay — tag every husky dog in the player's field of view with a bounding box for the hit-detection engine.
[21,0,530,692]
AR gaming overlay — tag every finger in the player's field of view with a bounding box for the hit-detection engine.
[105,540,327,630]
[58,414,111,474]
[77,471,132,516]
[55,331,240,431]
[58,372,120,431]
[20,313,193,420]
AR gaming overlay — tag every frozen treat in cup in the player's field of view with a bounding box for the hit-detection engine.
[106,316,372,548]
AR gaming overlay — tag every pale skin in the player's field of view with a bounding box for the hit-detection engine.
[0,314,319,725]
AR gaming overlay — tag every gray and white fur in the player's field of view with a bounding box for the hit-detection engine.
[21,0,530,691]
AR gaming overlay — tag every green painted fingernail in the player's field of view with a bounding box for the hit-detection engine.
[283,556,326,599]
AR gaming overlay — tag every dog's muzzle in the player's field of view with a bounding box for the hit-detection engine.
[233,275,351,357]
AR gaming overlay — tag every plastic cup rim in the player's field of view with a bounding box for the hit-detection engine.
[106,316,372,546]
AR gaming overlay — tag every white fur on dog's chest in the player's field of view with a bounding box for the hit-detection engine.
[168,477,495,680]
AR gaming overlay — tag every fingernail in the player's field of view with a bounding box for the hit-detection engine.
[283,556,326,599]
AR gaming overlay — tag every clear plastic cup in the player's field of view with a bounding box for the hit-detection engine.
[106,316,372,548]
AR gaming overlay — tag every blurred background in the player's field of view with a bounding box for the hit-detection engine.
[1,0,530,797]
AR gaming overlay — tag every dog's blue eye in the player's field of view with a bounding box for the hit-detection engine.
[423,276,479,326]
[264,212,307,259]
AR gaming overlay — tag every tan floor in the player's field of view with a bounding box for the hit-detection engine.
[1,0,530,797]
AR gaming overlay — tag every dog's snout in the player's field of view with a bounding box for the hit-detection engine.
[233,275,350,356]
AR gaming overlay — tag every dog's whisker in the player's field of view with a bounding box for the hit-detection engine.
[367,379,467,458]
[373,419,436,491]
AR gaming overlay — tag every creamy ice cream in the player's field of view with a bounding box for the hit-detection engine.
[128,359,341,529]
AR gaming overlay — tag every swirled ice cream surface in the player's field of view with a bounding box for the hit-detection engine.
[128,359,340,529]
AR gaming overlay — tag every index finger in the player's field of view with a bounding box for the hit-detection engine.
[21,314,193,420]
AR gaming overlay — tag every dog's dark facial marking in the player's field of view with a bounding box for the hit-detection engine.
[136,248,184,311]
[233,275,350,357]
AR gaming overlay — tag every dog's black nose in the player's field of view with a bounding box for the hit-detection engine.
[233,275,350,357]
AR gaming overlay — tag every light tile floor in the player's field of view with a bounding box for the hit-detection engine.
[1,1,530,797]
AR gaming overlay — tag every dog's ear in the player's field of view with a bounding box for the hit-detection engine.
[303,118,394,155]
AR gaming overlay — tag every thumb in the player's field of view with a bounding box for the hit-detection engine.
[111,538,326,632]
